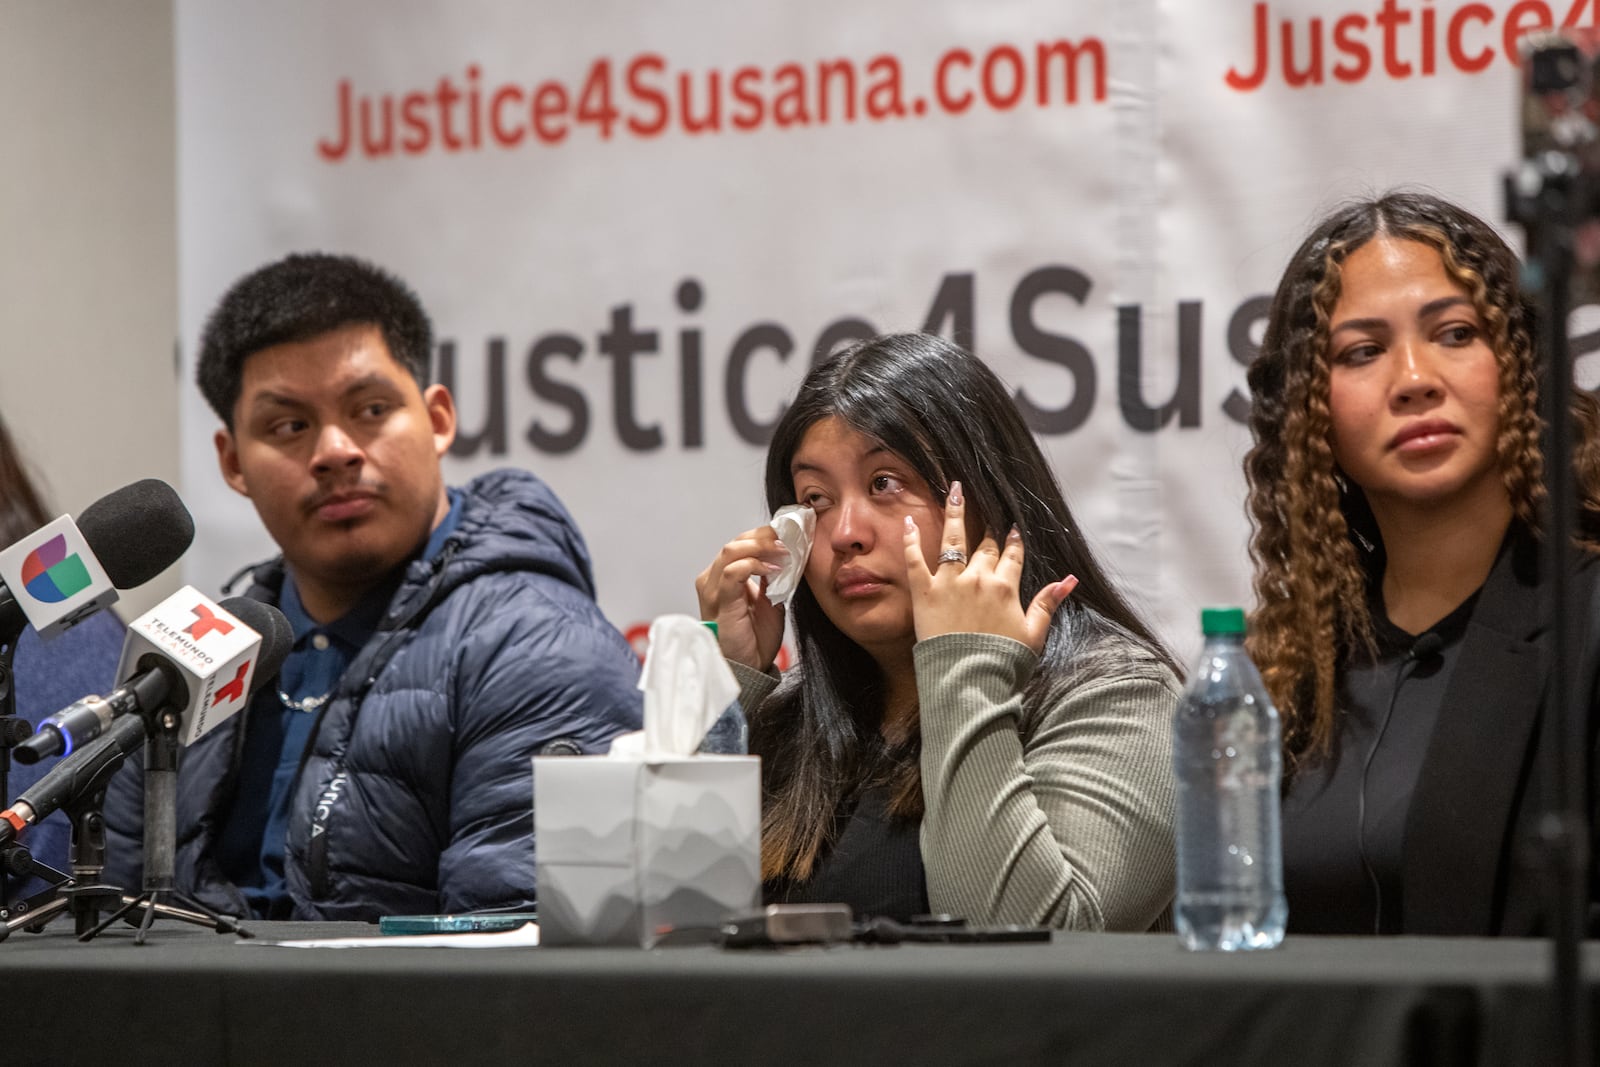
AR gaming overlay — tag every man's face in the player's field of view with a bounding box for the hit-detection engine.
[216,325,456,607]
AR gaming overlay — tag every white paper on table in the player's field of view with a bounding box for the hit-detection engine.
[242,923,541,948]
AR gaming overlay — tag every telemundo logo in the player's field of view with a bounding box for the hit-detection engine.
[20,534,92,603]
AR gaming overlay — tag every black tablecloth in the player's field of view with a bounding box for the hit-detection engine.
[2,920,1596,1065]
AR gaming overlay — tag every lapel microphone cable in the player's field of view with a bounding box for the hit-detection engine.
[1357,630,1445,935]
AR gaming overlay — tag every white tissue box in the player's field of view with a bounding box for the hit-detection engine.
[533,754,761,947]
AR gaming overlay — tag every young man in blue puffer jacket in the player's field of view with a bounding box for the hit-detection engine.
[103,253,642,921]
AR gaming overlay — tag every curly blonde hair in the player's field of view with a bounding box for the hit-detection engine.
[1244,191,1600,768]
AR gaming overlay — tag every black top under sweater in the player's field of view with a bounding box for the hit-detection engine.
[764,784,929,920]
[1280,591,1477,934]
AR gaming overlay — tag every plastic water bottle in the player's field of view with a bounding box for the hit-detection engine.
[1172,607,1287,951]
[697,702,748,754]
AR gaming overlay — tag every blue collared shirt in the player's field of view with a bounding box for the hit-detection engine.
[214,490,463,918]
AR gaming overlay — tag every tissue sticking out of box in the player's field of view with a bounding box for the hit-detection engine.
[764,504,815,607]
[612,614,741,758]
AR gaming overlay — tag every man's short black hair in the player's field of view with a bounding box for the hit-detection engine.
[197,252,433,428]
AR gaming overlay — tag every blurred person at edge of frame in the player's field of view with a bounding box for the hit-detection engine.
[1245,190,1600,936]
[0,413,126,904]
[696,332,1181,929]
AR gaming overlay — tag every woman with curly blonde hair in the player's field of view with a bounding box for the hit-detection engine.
[1245,190,1600,936]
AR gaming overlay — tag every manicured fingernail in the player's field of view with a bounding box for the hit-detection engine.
[949,481,963,506]
[904,515,916,533]
[764,562,784,574]
[1007,526,1020,541]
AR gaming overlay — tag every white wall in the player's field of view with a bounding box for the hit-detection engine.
[0,0,180,618]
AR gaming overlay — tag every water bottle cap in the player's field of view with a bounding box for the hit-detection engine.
[1200,607,1247,635]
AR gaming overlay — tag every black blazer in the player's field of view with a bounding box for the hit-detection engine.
[1400,531,1600,935]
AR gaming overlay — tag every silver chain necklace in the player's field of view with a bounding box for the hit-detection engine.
[279,689,333,713]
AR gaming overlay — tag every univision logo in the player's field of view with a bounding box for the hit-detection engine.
[20,534,92,603]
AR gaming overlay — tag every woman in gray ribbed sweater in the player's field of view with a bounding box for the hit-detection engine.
[695,333,1179,930]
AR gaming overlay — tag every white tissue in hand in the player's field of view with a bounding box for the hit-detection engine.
[634,614,741,757]
[765,504,815,606]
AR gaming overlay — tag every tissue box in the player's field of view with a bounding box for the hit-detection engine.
[533,754,761,947]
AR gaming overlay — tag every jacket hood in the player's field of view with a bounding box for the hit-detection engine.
[439,467,597,597]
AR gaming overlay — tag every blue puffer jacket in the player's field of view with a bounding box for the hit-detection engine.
[102,469,643,920]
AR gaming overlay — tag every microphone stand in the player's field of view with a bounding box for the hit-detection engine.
[1,628,101,934]
[78,706,249,944]
[1508,154,1595,1067]
[1,713,248,943]
[1,725,145,940]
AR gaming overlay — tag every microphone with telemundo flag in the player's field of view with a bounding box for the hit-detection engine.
[0,478,195,642]
[117,588,293,747]
[0,593,291,846]
[11,594,292,764]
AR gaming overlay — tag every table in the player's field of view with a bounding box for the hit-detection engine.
[2,921,1596,1065]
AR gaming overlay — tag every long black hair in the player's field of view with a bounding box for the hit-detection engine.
[755,332,1176,881]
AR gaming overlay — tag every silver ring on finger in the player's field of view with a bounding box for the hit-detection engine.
[937,547,968,568]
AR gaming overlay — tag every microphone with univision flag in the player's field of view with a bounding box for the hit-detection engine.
[0,478,195,642]
[0,514,116,641]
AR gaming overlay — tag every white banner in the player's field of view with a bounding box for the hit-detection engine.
[176,0,1573,658]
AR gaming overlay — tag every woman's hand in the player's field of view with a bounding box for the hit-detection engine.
[903,481,1078,655]
[694,525,789,672]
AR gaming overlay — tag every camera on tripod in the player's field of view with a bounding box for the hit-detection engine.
[1514,29,1600,307]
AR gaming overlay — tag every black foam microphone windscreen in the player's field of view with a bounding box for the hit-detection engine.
[77,478,195,590]
[219,597,294,682]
